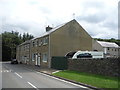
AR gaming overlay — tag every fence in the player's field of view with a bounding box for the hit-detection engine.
[51,56,68,70]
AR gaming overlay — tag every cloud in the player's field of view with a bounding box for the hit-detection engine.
[77,14,106,23]
[0,0,119,39]
[119,1,120,39]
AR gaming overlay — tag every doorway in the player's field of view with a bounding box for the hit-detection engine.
[35,54,38,65]
[37,53,41,66]
[35,53,41,66]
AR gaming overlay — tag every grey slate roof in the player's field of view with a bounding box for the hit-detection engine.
[32,22,67,40]
[97,41,119,48]
[19,40,31,46]
[19,20,73,46]
[19,19,78,46]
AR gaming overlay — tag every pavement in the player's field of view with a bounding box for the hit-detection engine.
[20,63,100,90]
[1,62,92,89]
[20,63,58,74]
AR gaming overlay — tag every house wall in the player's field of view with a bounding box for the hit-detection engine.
[16,19,93,68]
[16,46,20,62]
[30,39,38,65]
[37,37,49,68]
[106,47,119,57]
[50,19,92,57]
[16,41,31,65]
[93,40,119,57]
[92,40,104,51]
[30,36,49,67]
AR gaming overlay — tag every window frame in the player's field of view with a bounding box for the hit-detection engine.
[39,39,43,46]
[43,37,48,45]
[32,53,35,61]
[42,53,48,63]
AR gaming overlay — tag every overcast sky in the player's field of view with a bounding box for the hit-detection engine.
[0,0,119,39]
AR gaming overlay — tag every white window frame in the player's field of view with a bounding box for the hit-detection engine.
[32,53,35,61]
[39,39,42,46]
[42,53,48,62]
[32,41,35,47]
[35,40,38,47]
[43,37,48,45]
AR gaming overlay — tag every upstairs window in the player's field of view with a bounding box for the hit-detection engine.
[27,44,30,51]
[35,40,38,47]
[43,37,48,45]
[23,45,26,51]
[33,41,35,47]
[39,39,43,46]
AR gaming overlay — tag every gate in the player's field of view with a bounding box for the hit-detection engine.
[51,56,68,70]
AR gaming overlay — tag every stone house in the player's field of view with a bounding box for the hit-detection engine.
[16,19,93,68]
[93,40,120,57]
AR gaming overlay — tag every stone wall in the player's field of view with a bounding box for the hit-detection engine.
[68,58,120,77]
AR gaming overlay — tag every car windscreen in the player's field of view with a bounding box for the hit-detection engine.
[77,53,92,58]
[66,51,76,58]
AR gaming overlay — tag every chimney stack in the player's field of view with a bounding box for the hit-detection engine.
[46,25,53,32]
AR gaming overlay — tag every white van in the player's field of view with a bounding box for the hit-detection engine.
[72,51,104,59]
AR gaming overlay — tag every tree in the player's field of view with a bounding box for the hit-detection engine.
[22,32,34,42]
[2,31,34,61]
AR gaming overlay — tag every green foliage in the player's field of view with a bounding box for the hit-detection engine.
[2,31,34,61]
[22,32,34,42]
[53,70,119,88]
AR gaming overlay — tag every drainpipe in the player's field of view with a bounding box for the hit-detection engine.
[48,35,51,68]
[29,43,30,64]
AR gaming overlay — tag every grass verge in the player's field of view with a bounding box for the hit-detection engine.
[53,70,119,89]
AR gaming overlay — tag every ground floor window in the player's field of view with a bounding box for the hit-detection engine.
[43,53,48,62]
[32,53,35,61]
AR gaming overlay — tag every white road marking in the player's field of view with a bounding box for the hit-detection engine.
[27,81,37,89]
[15,65,88,89]
[36,72,88,88]
[14,72,22,78]
[0,70,11,73]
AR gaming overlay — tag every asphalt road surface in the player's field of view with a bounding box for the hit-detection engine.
[1,62,91,89]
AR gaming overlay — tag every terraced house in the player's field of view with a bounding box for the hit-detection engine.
[16,40,31,64]
[16,19,92,68]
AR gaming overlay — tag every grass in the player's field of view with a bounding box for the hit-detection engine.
[53,70,119,89]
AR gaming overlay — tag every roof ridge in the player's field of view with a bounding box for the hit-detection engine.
[32,19,77,40]
[97,40,119,48]
[97,40,115,43]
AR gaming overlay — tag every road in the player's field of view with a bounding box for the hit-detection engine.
[1,62,91,89]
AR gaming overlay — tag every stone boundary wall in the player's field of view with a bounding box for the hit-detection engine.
[68,58,120,77]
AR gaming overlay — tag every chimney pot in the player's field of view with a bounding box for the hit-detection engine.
[46,25,53,32]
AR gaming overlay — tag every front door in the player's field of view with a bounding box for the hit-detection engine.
[35,54,38,65]
[38,56,40,66]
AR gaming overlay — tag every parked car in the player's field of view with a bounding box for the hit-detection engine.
[77,53,92,58]
[72,51,104,59]
[11,59,18,64]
